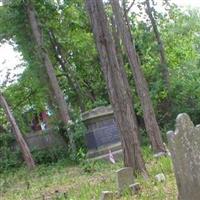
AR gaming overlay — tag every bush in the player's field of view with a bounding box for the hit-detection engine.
[32,147,68,165]
[0,131,71,170]
[0,148,22,171]
[0,132,23,171]
[57,113,87,161]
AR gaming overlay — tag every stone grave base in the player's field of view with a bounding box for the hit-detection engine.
[87,142,123,161]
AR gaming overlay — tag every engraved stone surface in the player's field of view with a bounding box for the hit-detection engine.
[116,167,134,194]
[167,113,200,200]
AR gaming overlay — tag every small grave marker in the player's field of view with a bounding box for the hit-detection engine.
[116,167,134,194]
[99,191,114,200]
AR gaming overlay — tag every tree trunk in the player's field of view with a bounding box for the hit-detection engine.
[111,0,165,153]
[110,16,124,72]
[26,0,76,153]
[86,0,147,176]
[145,0,170,90]
[48,29,85,112]
[0,93,35,169]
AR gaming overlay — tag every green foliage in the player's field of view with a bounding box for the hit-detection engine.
[2,0,200,170]
[0,131,22,171]
[57,112,87,161]
[32,147,68,165]
[76,148,96,173]
[0,130,69,171]
[0,149,22,172]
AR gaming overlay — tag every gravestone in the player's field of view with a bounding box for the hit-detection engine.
[167,113,200,200]
[82,106,122,160]
[99,191,114,200]
[116,167,134,194]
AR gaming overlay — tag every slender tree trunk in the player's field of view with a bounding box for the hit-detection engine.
[26,0,76,153]
[86,0,147,176]
[145,0,170,90]
[122,0,134,43]
[110,16,124,71]
[0,93,35,169]
[48,30,85,112]
[111,0,165,153]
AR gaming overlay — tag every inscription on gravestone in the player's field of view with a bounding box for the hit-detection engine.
[168,113,200,200]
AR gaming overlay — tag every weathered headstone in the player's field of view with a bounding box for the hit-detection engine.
[116,167,134,194]
[167,113,200,200]
[99,191,114,200]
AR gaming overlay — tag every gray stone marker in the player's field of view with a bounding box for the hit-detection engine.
[167,113,200,200]
[99,191,114,200]
[116,167,134,194]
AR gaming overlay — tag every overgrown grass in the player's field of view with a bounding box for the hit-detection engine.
[0,148,177,200]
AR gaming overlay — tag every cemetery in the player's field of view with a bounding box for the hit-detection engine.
[1,111,199,199]
[1,0,200,199]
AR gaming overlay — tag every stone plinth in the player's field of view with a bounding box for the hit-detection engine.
[82,105,122,160]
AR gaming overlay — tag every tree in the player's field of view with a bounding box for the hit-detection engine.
[0,92,35,169]
[48,29,86,112]
[86,0,147,176]
[26,0,70,124]
[145,0,170,90]
[25,0,76,153]
[110,0,165,153]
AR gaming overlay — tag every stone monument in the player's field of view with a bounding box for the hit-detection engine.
[168,113,200,200]
[82,105,122,160]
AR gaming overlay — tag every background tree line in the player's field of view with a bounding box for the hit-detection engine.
[1,0,200,173]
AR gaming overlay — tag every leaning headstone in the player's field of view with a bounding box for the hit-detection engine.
[116,167,134,194]
[167,113,200,200]
[99,191,114,200]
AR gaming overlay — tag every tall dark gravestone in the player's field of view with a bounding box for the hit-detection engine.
[82,106,122,160]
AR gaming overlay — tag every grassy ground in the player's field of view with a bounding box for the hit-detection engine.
[0,149,177,200]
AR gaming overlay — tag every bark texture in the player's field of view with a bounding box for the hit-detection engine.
[86,0,147,175]
[145,0,169,90]
[111,0,165,153]
[0,93,35,169]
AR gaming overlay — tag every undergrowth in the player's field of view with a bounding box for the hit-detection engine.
[0,147,177,200]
